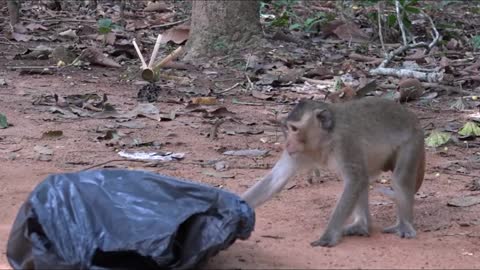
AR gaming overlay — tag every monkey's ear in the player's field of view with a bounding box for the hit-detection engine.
[314,108,334,130]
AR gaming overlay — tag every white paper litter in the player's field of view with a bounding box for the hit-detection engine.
[118,150,185,161]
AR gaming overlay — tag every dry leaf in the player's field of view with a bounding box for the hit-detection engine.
[41,130,64,139]
[447,196,480,207]
[192,97,217,105]
[144,1,169,12]
[78,47,121,68]
[59,29,78,39]
[332,22,370,43]
[397,78,425,102]
[446,38,459,50]
[25,23,48,31]
[160,24,190,44]
[105,32,116,45]
[252,90,273,100]
[12,32,33,42]
[210,107,235,117]
[327,86,357,103]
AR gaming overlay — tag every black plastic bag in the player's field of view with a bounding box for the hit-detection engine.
[6,169,255,269]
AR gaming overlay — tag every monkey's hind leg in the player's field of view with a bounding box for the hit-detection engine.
[382,139,422,238]
[343,186,371,237]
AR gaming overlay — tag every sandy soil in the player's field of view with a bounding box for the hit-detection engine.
[1,44,479,269]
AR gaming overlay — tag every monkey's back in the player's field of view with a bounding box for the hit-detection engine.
[331,97,423,174]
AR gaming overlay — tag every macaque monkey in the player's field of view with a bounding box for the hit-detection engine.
[241,97,425,247]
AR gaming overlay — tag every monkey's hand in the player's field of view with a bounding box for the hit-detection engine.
[310,231,341,247]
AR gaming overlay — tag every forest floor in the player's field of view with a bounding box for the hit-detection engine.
[1,1,480,269]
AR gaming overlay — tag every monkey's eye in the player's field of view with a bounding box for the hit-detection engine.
[289,125,298,132]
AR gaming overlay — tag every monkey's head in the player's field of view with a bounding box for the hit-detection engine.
[282,100,334,158]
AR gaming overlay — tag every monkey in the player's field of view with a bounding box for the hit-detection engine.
[241,97,425,247]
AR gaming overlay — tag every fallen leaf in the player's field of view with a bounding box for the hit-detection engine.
[215,161,229,171]
[49,106,79,119]
[117,120,146,129]
[458,121,480,137]
[144,1,169,12]
[447,196,480,207]
[252,90,274,100]
[397,78,425,102]
[59,29,78,39]
[202,170,235,179]
[192,97,217,105]
[467,179,480,191]
[33,145,53,161]
[210,107,235,117]
[425,130,451,148]
[12,32,33,42]
[446,38,459,50]
[41,130,63,139]
[97,130,122,141]
[326,86,357,103]
[160,24,190,44]
[450,97,470,111]
[25,23,48,31]
[77,47,121,68]
[105,32,116,45]
[332,22,370,43]
[223,149,269,157]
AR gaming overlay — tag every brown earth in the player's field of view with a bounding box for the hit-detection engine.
[1,44,479,269]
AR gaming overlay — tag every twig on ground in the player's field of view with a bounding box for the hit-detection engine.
[81,159,147,171]
[370,10,442,82]
[24,18,97,23]
[349,53,383,64]
[209,119,225,139]
[216,82,241,94]
[245,74,255,91]
[300,77,335,86]
[150,18,189,29]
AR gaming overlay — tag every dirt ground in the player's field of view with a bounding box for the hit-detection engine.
[1,47,480,269]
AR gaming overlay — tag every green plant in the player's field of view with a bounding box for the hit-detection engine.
[289,12,331,32]
[362,0,420,30]
[261,0,333,32]
[0,113,8,129]
[472,35,480,50]
[97,18,114,35]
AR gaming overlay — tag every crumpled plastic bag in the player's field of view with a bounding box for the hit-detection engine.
[6,169,255,269]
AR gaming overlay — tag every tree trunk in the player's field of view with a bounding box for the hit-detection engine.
[7,0,20,25]
[183,0,261,61]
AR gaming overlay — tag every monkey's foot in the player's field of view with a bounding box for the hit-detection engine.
[382,222,416,238]
[343,223,370,236]
[310,232,341,247]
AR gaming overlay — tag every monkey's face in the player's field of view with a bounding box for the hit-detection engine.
[283,109,332,158]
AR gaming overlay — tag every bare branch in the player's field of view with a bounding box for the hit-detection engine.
[370,8,442,82]
[377,2,386,54]
[423,11,441,51]
[395,0,408,46]
[370,67,443,82]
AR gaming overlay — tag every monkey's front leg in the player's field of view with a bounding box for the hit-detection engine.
[311,163,369,247]
[241,151,299,208]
